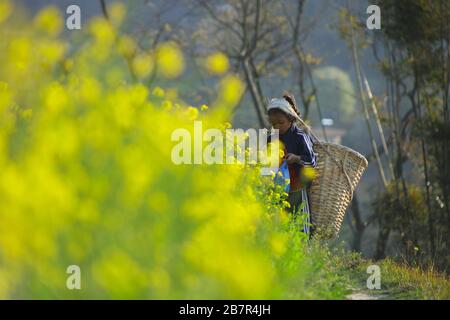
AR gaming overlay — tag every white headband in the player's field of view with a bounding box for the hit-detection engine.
[267,98,300,121]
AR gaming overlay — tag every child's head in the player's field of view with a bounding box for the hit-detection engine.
[268,91,301,134]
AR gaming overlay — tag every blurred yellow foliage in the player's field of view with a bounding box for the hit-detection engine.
[0,3,313,299]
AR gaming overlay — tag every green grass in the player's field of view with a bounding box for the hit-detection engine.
[280,240,449,300]
[373,258,450,299]
[312,246,450,300]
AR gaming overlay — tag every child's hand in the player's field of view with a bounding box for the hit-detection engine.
[285,153,301,165]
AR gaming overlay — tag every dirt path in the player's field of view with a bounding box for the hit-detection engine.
[346,291,389,300]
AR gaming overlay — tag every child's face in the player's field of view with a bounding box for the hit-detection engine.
[269,112,292,135]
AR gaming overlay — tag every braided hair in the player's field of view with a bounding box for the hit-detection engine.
[282,91,301,119]
[284,91,311,135]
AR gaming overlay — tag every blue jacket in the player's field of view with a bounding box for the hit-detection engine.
[267,123,317,192]
[281,123,317,170]
[268,123,317,172]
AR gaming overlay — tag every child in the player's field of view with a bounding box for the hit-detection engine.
[267,92,317,236]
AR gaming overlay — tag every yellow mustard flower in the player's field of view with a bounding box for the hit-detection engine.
[152,86,165,97]
[132,53,153,79]
[118,35,136,58]
[155,42,184,78]
[187,106,199,120]
[205,52,229,75]
[219,75,244,106]
[109,2,126,26]
[33,6,63,37]
[302,166,317,181]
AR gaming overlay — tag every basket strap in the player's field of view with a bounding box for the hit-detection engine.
[295,119,355,201]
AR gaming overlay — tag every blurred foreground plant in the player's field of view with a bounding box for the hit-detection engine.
[0,1,349,299]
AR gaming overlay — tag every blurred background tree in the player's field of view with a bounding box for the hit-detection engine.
[311,66,356,126]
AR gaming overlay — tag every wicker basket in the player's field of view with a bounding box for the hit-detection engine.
[308,141,368,239]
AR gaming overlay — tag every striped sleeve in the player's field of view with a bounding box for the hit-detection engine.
[296,131,317,167]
